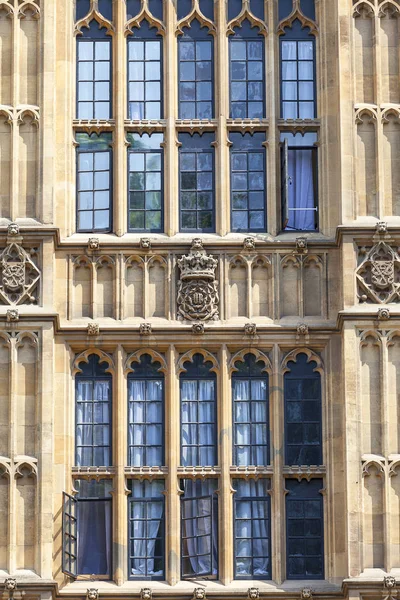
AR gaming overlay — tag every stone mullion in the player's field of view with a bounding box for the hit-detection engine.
[114,0,126,235]
[12,4,18,107]
[165,345,180,585]
[246,259,252,319]
[216,0,228,235]
[219,344,233,584]
[113,344,128,584]
[91,261,97,320]
[380,333,391,572]
[271,343,284,584]
[8,334,17,574]
[267,0,277,236]
[165,1,178,236]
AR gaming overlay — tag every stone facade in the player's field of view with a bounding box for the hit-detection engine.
[0,1,399,600]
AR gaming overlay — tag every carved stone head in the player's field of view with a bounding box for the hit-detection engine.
[243,237,256,251]
[378,307,390,321]
[192,323,205,335]
[6,309,19,322]
[140,588,152,600]
[193,588,206,600]
[248,588,259,600]
[301,588,313,600]
[140,323,152,335]
[87,322,100,336]
[140,238,151,249]
[296,236,308,253]
[7,223,19,237]
[86,590,99,600]
[384,576,397,590]
[4,578,17,592]
[244,323,257,336]
[297,323,309,336]
[191,238,204,252]
[376,221,388,235]
[88,237,100,250]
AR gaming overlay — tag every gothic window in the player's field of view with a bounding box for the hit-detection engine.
[232,354,269,466]
[178,21,214,120]
[180,353,217,467]
[127,133,164,232]
[127,354,164,467]
[76,132,112,233]
[280,20,316,120]
[281,132,318,231]
[76,21,112,120]
[229,21,265,120]
[75,354,112,467]
[230,132,267,232]
[62,479,113,578]
[285,478,324,579]
[233,479,271,579]
[127,22,163,120]
[128,479,165,580]
[284,353,322,466]
[228,0,264,21]
[181,478,218,578]
[179,132,215,232]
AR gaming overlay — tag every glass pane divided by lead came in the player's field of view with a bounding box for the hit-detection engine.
[77,39,111,120]
[128,39,162,120]
[179,35,213,119]
[230,38,264,119]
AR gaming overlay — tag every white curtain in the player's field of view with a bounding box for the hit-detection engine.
[235,480,269,577]
[128,380,163,467]
[234,379,267,466]
[78,499,111,575]
[76,380,110,466]
[181,380,215,466]
[130,495,163,577]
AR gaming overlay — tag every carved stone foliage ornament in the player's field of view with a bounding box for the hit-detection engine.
[297,323,309,336]
[244,323,257,336]
[378,307,390,321]
[177,239,219,321]
[0,243,40,305]
[140,323,152,335]
[192,322,205,335]
[356,241,400,303]
[87,322,100,336]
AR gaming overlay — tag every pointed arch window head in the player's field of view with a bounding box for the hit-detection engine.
[232,353,269,467]
[76,0,113,22]
[127,353,165,467]
[228,0,265,21]
[75,354,112,467]
[229,20,265,120]
[76,20,112,120]
[127,21,163,120]
[284,352,322,466]
[180,353,217,467]
[178,20,214,120]
[178,0,214,21]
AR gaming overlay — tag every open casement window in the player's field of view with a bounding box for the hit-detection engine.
[181,479,218,579]
[62,480,112,579]
[281,137,289,229]
[62,493,77,577]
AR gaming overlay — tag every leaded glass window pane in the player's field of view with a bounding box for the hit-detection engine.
[234,479,271,579]
[128,480,165,580]
[230,37,265,119]
[77,36,111,120]
[128,379,163,466]
[128,38,162,120]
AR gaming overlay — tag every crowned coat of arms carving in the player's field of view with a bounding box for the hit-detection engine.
[0,243,40,305]
[177,239,219,321]
[356,241,400,303]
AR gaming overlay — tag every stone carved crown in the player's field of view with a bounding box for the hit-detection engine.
[178,238,218,281]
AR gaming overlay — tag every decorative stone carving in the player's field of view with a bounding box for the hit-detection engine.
[140,238,151,249]
[384,576,397,590]
[177,239,219,321]
[301,588,313,600]
[376,221,388,235]
[193,589,206,600]
[88,237,100,250]
[297,323,309,336]
[192,322,205,335]
[6,309,19,322]
[7,223,19,237]
[140,323,152,335]
[243,236,256,251]
[87,322,100,336]
[244,323,257,336]
[378,307,390,321]
[0,242,40,305]
[248,588,259,600]
[296,236,308,254]
[356,241,400,303]
[86,589,99,600]
[4,579,17,592]
[140,589,152,600]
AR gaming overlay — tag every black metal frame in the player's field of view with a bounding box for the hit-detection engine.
[285,478,324,580]
[127,482,166,581]
[127,36,163,120]
[127,138,164,233]
[76,37,112,120]
[233,481,271,580]
[229,37,266,120]
[62,492,78,578]
[279,35,316,120]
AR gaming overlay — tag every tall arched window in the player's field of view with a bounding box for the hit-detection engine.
[284,352,322,466]
[180,353,217,467]
[75,354,112,467]
[178,20,214,120]
[232,353,269,466]
[127,353,164,467]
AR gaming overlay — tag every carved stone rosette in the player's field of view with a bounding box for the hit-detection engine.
[0,242,40,305]
[177,239,219,321]
[356,241,400,303]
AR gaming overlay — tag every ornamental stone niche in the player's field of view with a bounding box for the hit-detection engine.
[0,242,40,305]
[177,239,219,321]
[356,241,400,303]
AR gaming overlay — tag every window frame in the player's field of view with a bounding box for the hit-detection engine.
[76,34,113,121]
[62,492,78,578]
[229,34,266,120]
